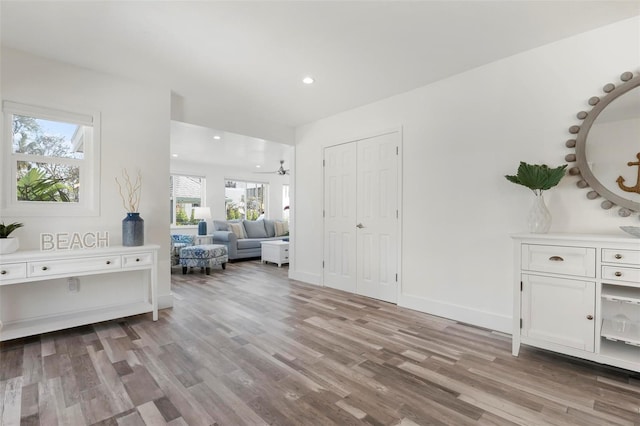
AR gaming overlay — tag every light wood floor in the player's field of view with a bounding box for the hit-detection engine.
[1,261,639,426]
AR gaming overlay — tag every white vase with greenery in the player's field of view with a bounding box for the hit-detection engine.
[505,162,567,234]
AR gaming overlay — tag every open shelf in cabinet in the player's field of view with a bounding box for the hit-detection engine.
[600,318,640,346]
[602,284,640,304]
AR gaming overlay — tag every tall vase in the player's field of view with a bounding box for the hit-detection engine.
[528,193,551,234]
[122,212,144,246]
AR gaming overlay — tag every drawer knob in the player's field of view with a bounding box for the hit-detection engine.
[42,266,48,271]
[106,260,111,265]
[586,315,593,320]
[549,256,564,262]
[614,254,623,259]
[0,270,6,275]
[136,258,140,262]
[614,271,622,277]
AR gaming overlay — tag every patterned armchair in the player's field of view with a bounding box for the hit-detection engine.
[170,234,195,266]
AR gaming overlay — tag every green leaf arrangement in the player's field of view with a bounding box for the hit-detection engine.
[505,162,567,195]
[0,222,24,238]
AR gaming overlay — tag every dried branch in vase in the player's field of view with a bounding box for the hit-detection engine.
[115,169,142,213]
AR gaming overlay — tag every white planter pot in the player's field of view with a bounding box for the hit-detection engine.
[0,237,19,254]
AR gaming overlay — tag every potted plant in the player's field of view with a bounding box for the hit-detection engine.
[505,162,567,233]
[0,222,24,254]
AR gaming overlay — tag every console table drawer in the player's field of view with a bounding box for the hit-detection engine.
[28,255,121,277]
[602,249,640,266]
[522,244,595,277]
[0,263,27,283]
[602,266,640,283]
[122,252,153,268]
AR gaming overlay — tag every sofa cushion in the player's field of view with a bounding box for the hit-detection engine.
[275,220,289,237]
[213,220,230,231]
[243,220,268,238]
[228,222,247,239]
[263,219,276,238]
[237,239,263,250]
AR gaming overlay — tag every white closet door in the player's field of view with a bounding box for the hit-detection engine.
[323,131,399,303]
[323,142,357,293]
[356,133,398,303]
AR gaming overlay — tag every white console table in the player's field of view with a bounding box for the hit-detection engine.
[512,234,639,372]
[0,244,159,341]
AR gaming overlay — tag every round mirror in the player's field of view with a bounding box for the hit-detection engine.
[568,71,640,217]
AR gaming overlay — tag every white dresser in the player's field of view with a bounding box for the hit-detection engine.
[0,245,159,341]
[512,234,639,372]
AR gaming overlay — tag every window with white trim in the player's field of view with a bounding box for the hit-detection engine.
[2,102,100,216]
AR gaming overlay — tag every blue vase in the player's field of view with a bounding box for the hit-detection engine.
[122,212,144,246]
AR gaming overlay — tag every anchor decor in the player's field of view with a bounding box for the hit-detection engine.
[617,153,640,194]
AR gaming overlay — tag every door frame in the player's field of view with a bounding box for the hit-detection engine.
[322,127,403,303]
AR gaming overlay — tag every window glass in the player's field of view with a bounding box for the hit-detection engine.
[17,161,80,202]
[282,184,290,221]
[170,175,205,226]
[225,179,267,220]
[13,115,84,159]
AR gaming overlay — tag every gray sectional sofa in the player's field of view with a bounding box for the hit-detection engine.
[211,219,288,260]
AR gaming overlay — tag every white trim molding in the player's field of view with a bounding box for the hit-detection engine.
[399,292,511,334]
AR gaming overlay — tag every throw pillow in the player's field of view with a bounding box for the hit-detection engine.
[263,219,276,238]
[274,221,289,237]
[243,220,268,238]
[213,220,230,231]
[228,222,246,239]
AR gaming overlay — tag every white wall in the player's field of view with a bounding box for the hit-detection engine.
[293,17,640,333]
[170,159,290,233]
[1,48,172,316]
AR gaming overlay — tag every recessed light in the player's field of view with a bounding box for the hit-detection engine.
[213,135,221,140]
[171,154,178,158]
[256,165,261,168]
[302,76,315,85]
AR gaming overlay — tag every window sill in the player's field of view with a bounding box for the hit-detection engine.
[170,225,198,230]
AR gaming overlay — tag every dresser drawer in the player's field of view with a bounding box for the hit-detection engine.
[122,252,153,268]
[28,255,121,278]
[0,262,27,283]
[602,249,640,266]
[522,244,596,277]
[602,266,640,284]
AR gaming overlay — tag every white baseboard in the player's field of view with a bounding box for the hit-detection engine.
[158,293,174,309]
[398,293,511,334]
[289,270,322,286]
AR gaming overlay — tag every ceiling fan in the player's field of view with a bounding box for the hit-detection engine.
[256,160,290,175]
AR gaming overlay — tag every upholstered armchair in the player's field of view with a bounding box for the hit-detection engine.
[170,234,195,266]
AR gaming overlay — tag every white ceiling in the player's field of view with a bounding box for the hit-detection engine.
[2,1,639,164]
[170,121,293,169]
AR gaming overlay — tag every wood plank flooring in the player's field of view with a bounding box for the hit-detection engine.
[1,260,639,425]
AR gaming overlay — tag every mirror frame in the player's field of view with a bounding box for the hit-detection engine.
[566,71,640,217]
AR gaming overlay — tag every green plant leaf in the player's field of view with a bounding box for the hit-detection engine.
[505,162,567,192]
[0,222,24,238]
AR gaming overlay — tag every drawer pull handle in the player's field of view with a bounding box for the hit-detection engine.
[614,271,623,277]
[0,270,6,275]
[549,256,564,262]
[614,254,623,259]
[586,315,593,320]
[42,266,48,271]
[106,260,111,265]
